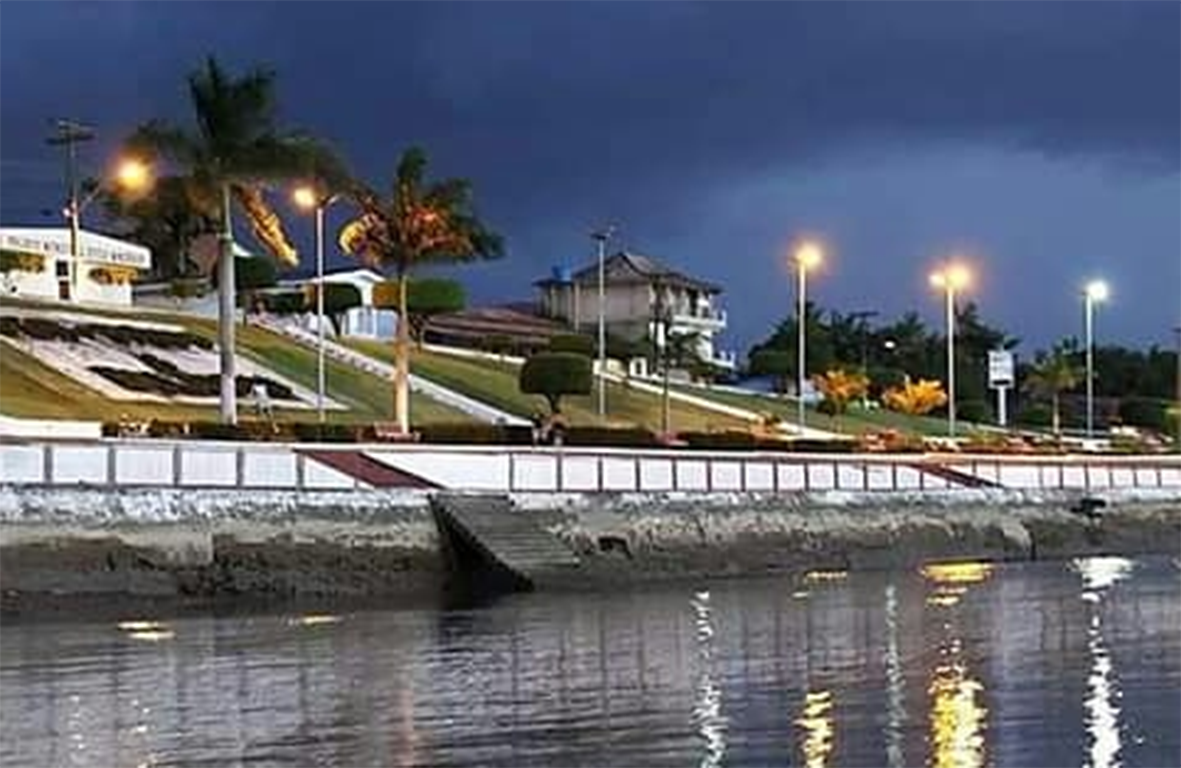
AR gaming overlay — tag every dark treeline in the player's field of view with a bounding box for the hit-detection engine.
[747,301,1179,431]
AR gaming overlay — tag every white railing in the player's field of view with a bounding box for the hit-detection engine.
[4,438,1179,496]
[671,306,727,328]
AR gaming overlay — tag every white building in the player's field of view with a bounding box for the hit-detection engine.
[535,251,735,370]
[0,227,151,307]
[279,268,396,339]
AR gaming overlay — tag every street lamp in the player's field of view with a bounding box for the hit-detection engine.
[1083,279,1109,439]
[929,263,971,438]
[47,119,152,300]
[793,241,823,432]
[293,185,341,423]
[591,226,614,419]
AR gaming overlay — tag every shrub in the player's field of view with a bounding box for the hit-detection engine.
[1017,402,1052,428]
[519,352,593,414]
[563,426,660,447]
[957,399,992,424]
[882,377,947,416]
[789,438,857,454]
[405,278,465,343]
[1118,397,1169,431]
[747,349,793,392]
[262,291,307,315]
[416,423,532,445]
[813,369,869,415]
[292,422,360,443]
[677,430,797,451]
[549,333,596,357]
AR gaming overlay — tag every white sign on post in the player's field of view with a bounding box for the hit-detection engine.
[988,350,1015,387]
[988,350,1015,427]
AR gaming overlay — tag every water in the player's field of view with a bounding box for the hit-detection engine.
[2,557,1179,768]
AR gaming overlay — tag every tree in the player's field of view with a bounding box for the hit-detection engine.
[126,56,338,424]
[1023,345,1082,435]
[308,283,363,336]
[405,277,465,345]
[338,147,503,434]
[519,352,592,414]
[100,174,215,280]
[813,368,869,417]
[882,377,948,416]
[748,349,793,393]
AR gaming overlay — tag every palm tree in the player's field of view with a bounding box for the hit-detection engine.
[126,56,334,423]
[338,147,502,434]
[1024,345,1083,435]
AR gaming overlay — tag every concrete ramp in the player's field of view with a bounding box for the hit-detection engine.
[430,494,580,590]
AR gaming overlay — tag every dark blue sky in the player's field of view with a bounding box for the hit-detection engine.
[2,2,1178,355]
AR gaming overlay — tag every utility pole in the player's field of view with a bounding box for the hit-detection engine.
[46,118,95,301]
[591,226,614,420]
[1175,326,1181,452]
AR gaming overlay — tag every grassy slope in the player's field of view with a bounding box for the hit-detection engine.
[346,339,748,433]
[674,384,955,436]
[0,299,470,424]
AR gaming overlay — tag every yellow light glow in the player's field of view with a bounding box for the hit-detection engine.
[796,690,835,768]
[292,186,318,211]
[930,263,971,292]
[1086,280,1109,302]
[928,661,988,768]
[922,561,993,586]
[114,159,151,190]
[796,241,823,271]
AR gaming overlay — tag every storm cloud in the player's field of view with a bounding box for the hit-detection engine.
[2,1,1178,350]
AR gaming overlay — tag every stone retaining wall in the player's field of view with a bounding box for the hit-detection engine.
[1,485,1178,607]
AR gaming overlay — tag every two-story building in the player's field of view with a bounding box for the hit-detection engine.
[534,250,735,371]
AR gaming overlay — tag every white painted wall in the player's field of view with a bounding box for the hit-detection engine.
[2,441,1180,496]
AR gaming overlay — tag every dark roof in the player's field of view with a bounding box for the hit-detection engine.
[535,250,721,293]
[426,304,569,343]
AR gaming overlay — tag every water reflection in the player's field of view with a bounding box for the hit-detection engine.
[691,589,727,768]
[1,559,1177,768]
[796,689,835,768]
[884,583,906,768]
[1074,557,1134,768]
[923,561,992,768]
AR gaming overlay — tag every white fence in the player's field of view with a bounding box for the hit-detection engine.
[365,448,1181,494]
[0,441,363,491]
[2,439,1180,495]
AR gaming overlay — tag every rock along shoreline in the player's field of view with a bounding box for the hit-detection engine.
[2,484,1179,617]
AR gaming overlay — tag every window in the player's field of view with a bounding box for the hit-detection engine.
[55,260,69,278]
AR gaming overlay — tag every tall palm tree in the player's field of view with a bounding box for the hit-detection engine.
[1024,345,1083,435]
[339,147,503,434]
[126,56,332,423]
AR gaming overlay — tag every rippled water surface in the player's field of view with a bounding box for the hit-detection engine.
[2,557,1179,767]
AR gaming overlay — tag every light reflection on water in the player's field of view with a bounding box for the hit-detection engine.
[1,557,1179,768]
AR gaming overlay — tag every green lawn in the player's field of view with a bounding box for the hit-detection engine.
[671,384,956,436]
[0,298,471,424]
[346,340,749,433]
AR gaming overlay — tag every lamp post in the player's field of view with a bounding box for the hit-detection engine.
[591,226,614,419]
[1083,280,1109,439]
[47,120,151,299]
[294,186,341,423]
[929,263,971,438]
[793,242,823,432]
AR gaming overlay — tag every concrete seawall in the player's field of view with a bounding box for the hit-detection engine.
[2,485,1179,609]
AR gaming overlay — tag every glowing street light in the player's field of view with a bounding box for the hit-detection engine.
[929,262,971,438]
[293,184,342,423]
[113,158,152,192]
[1084,280,1109,439]
[793,240,824,432]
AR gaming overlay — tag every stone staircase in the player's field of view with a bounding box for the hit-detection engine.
[430,494,581,590]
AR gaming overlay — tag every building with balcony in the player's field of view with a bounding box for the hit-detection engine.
[535,250,734,370]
